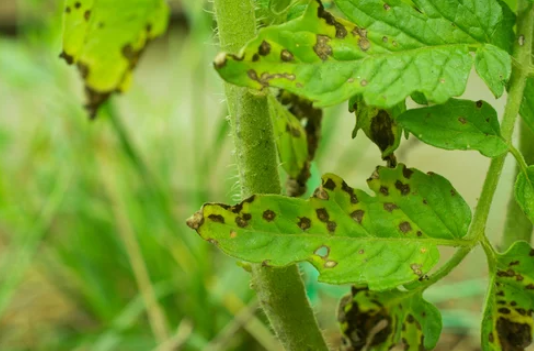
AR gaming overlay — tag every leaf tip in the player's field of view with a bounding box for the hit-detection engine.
[186,210,205,231]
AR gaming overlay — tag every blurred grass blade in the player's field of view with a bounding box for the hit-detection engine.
[0,168,72,318]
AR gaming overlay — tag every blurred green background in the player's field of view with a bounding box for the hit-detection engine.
[0,0,530,350]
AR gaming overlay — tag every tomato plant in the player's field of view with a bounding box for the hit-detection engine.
[61,0,534,350]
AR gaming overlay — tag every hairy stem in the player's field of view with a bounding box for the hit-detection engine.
[213,0,329,350]
[498,1,534,250]
[467,0,534,245]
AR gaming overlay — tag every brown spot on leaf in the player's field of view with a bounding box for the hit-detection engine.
[499,308,512,314]
[317,2,347,38]
[74,1,81,9]
[384,3,391,10]
[361,79,368,86]
[65,6,71,13]
[341,181,359,203]
[458,117,467,124]
[84,10,91,20]
[235,216,248,228]
[186,211,204,230]
[351,210,365,223]
[298,217,311,230]
[476,100,484,108]
[384,203,398,212]
[208,214,225,223]
[59,51,74,65]
[327,221,337,233]
[496,317,532,350]
[370,110,396,154]
[399,222,412,233]
[395,180,411,196]
[281,49,294,62]
[509,261,520,266]
[316,208,330,222]
[313,187,329,200]
[230,230,237,238]
[314,35,332,61]
[380,186,389,196]
[258,40,271,56]
[263,210,276,221]
[323,178,336,190]
[252,53,260,62]
[402,166,414,179]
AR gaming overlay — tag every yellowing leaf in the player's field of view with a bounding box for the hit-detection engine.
[339,286,442,351]
[60,0,169,117]
[481,242,534,351]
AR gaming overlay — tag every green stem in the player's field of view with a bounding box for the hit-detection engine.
[502,119,534,250]
[213,1,329,350]
[499,1,534,250]
[467,0,534,244]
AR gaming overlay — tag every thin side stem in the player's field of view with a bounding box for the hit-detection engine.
[499,1,534,250]
[467,0,534,243]
[213,0,329,350]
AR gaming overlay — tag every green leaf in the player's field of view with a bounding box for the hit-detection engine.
[60,0,169,117]
[397,99,508,157]
[514,166,534,225]
[520,78,534,133]
[410,92,429,106]
[186,164,471,290]
[338,287,442,350]
[475,44,512,97]
[214,0,512,108]
[350,96,405,160]
[481,241,534,351]
[269,95,309,179]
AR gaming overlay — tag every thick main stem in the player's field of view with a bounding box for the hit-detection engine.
[213,1,328,350]
[502,120,534,249]
[467,0,534,244]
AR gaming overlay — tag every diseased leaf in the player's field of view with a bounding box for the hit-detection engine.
[186,164,471,290]
[398,99,508,157]
[269,95,309,179]
[514,166,534,225]
[475,45,512,97]
[481,242,534,351]
[214,0,512,108]
[276,91,323,197]
[350,96,405,162]
[338,286,442,351]
[60,0,169,118]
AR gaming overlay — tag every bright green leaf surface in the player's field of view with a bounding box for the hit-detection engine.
[187,164,471,290]
[350,96,405,159]
[481,242,534,351]
[514,166,534,225]
[60,0,169,117]
[338,287,442,350]
[398,99,508,157]
[269,96,309,178]
[475,45,512,97]
[214,0,512,108]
